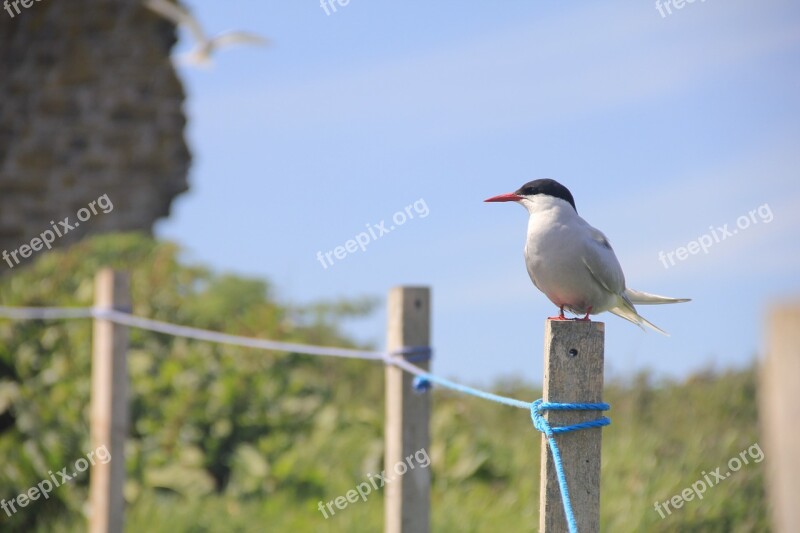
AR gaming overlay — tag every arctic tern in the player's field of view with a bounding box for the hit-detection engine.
[144,0,269,67]
[485,179,689,335]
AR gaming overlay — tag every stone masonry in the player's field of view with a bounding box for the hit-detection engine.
[0,0,190,265]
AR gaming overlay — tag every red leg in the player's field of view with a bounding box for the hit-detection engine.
[548,306,568,321]
[576,306,593,321]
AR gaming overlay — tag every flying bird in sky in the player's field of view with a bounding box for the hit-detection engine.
[144,0,270,67]
[485,179,690,335]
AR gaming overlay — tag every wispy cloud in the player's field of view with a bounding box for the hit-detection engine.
[199,0,800,142]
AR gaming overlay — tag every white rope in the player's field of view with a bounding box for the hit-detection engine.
[98,309,389,361]
[0,306,540,409]
[0,306,389,360]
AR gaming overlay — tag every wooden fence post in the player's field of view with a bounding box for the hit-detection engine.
[89,269,130,533]
[760,304,800,533]
[385,287,431,533]
[539,320,605,533]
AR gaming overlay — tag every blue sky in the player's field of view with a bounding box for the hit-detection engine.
[156,0,800,387]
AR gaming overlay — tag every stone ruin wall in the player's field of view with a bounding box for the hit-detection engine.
[0,0,189,268]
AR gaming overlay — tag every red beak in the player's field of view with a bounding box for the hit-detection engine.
[484,192,523,203]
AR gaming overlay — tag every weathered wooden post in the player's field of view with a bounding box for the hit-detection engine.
[540,320,605,533]
[385,287,431,533]
[89,269,130,533]
[760,303,800,533]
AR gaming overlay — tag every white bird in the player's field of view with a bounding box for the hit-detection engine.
[485,179,689,335]
[144,0,270,67]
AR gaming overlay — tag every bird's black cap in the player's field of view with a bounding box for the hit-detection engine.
[515,179,576,212]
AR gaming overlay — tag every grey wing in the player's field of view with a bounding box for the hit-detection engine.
[213,32,270,48]
[580,226,626,296]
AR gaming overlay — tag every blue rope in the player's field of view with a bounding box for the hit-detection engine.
[531,399,611,533]
[412,375,433,393]
[392,346,433,363]
[395,352,612,532]
[386,355,532,409]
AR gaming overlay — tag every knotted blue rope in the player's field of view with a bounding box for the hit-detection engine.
[392,346,432,363]
[412,375,432,393]
[389,347,433,393]
[531,399,610,533]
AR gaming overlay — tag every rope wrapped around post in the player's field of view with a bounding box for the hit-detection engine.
[531,400,611,533]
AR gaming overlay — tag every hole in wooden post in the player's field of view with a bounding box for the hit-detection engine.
[568,348,578,358]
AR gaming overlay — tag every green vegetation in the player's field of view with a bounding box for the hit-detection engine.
[0,235,768,532]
